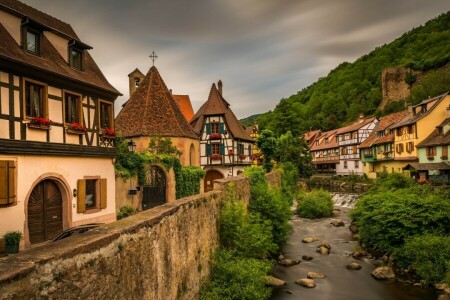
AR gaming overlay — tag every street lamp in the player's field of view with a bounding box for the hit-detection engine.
[128,139,138,195]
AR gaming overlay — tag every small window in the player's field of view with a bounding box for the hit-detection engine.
[212,143,220,155]
[70,48,82,70]
[211,122,220,134]
[343,161,348,169]
[99,101,113,129]
[64,93,81,124]
[25,81,45,118]
[134,78,140,87]
[26,29,39,54]
[426,146,436,157]
[354,161,359,169]
[0,161,16,206]
[77,178,107,213]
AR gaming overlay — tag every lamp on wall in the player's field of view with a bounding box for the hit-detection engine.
[73,188,77,198]
[128,138,138,195]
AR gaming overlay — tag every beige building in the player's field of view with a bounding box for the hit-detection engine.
[0,0,121,249]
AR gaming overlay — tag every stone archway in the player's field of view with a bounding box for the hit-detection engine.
[204,170,224,192]
[142,165,167,210]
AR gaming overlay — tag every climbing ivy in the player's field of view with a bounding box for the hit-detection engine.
[175,167,206,199]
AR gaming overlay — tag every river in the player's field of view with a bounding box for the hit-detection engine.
[270,197,440,300]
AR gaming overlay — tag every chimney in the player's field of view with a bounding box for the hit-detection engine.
[169,89,172,95]
[218,80,223,95]
[359,114,364,123]
[407,105,414,116]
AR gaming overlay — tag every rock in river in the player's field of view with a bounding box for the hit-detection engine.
[346,262,362,270]
[295,278,316,288]
[302,255,314,261]
[371,266,395,280]
[352,250,368,259]
[330,219,345,227]
[302,236,319,243]
[307,272,326,279]
[278,258,300,267]
[266,276,286,287]
[316,246,330,255]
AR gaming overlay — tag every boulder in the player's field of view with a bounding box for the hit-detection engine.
[346,263,362,270]
[330,219,345,227]
[316,246,330,255]
[285,290,294,294]
[266,276,286,287]
[371,266,395,280]
[352,250,368,259]
[302,236,319,243]
[319,240,331,249]
[349,224,358,233]
[278,258,300,267]
[307,272,326,279]
[295,278,316,288]
[302,255,314,261]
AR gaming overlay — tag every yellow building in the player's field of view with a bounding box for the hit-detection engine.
[245,124,262,165]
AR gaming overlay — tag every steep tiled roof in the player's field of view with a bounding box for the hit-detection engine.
[391,92,449,129]
[190,83,253,142]
[360,111,407,148]
[173,95,194,122]
[310,129,339,151]
[337,117,377,134]
[417,118,450,147]
[0,0,79,40]
[115,66,198,139]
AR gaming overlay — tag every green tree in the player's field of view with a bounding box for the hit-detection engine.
[276,131,313,178]
[148,136,183,157]
[256,129,278,172]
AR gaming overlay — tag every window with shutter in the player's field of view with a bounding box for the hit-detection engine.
[0,161,16,206]
[442,145,448,159]
[219,123,225,134]
[77,178,107,213]
[206,144,211,155]
[77,179,86,213]
[205,123,211,134]
[220,143,225,155]
[100,179,107,209]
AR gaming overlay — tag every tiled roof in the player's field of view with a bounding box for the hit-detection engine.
[0,2,120,96]
[0,0,79,40]
[404,162,450,171]
[173,95,194,122]
[391,92,449,129]
[359,111,407,148]
[115,66,198,139]
[337,117,377,134]
[309,129,339,151]
[417,118,450,147]
[304,129,321,141]
[190,83,253,142]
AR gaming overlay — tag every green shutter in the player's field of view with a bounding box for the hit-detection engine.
[206,123,211,134]
[206,144,211,155]
[219,123,224,134]
[220,144,225,155]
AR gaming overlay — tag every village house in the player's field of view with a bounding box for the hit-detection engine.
[389,92,450,176]
[407,116,450,184]
[309,129,340,174]
[244,123,262,166]
[115,66,199,210]
[360,111,408,178]
[0,0,121,249]
[335,116,378,176]
[190,81,254,191]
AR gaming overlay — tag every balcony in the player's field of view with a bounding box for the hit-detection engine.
[378,151,393,160]
[339,138,358,146]
[339,153,360,160]
[313,155,339,163]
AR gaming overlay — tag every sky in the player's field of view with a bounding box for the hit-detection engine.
[22,0,450,119]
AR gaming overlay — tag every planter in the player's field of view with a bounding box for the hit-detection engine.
[66,129,86,135]
[210,154,222,160]
[28,123,50,130]
[5,243,19,254]
[427,156,434,160]
[209,133,221,140]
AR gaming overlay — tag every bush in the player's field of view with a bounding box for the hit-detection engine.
[279,162,299,205]
[200,249,272,300]
[220,184,276,258]
[297,189,333,219]
[396,234,450,284]
[117,205,135,220]
[350,180,450,253]
[370,173,415,193]
[175,166,205,199]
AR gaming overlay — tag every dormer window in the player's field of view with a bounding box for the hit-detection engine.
[26,30,39,54]
[134,78,140,87]
[70,48,82,70]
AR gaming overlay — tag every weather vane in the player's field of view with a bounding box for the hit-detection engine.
[149,51,158,66]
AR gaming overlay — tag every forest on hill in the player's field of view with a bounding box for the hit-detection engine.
[254,11,450,137]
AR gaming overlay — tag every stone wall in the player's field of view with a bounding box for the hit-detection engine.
[380,67,416,109]
[0,190,228,299]
[265,169,282,188]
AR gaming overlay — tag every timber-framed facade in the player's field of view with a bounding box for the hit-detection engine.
[0,0,121,250]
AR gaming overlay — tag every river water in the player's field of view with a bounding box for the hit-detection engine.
[270,197,439,300]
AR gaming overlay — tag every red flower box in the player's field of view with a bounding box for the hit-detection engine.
[209,133,221,140]
[67,122,87,132]
[28,117,52,130]
[239,154,247,160]
[210,154,222,160]
[101,128,116,137]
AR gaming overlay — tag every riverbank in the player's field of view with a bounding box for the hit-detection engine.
[270,206,439,300]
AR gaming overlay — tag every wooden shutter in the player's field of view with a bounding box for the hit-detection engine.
[206,144,211,156]
[219,123,224,134]
[7,161,15,204]
[442,145,448,158]
[220,143,225,155]
[0,161,8,205]
[100,179,107,209]
[205,123,211,134]
[77,179,86,213]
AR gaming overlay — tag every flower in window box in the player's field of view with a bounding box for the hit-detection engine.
[67,122,87,132]
[28,117,52,129]
[417,177,430,185]
[101,128,116,137]
[209,133,221,140]
[228,149,234,155]
[210,154,222,160]
[239,154,247,160]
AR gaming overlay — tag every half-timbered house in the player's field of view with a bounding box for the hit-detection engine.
[335,116,377,176]
[0,0,121,249]
[190,81,254,192]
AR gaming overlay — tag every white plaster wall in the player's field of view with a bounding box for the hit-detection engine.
[336,160,363,175]
[0,10,21,44]
[0,155,116,245]
[1,86,9,115]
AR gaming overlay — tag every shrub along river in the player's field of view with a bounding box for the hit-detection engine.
[270,193,439,300]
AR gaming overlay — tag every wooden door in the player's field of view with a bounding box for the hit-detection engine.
[28,180,63,244]
[142,166,166,211]
[204,170,223,192]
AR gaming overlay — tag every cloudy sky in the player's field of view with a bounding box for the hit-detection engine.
[22,0,450,119]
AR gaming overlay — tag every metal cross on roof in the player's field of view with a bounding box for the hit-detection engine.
[149,51,158,66]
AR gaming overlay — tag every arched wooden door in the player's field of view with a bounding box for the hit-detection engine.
[28,180,63,244]
[142,166,167,211]
[204,170,224,192]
